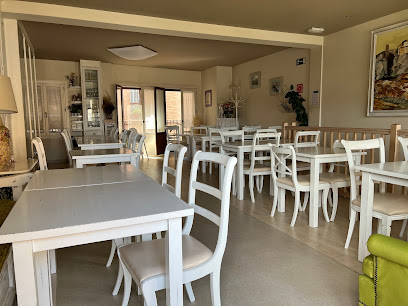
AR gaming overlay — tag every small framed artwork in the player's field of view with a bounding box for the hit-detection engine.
[250,71,261,89]
[205,90,212,107]
[269,77,283,95]
[368,21,408,116]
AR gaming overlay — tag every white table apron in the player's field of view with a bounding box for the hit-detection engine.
[78,143,125,150]
[70,149,139,168]
[12,217,183,306]
[356,162,408,262]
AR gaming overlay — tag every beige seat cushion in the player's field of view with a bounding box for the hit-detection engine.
[120,235,213,283]
[319,172,350,184]
[276,175,329,187]
[352,193,408,216]
[243,164,271,173]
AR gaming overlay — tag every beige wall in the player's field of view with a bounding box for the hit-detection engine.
[232,48,310,127]
[201,66,233,126]
[321,9,408,129]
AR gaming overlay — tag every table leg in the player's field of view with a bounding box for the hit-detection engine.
[237,149,244,200]
[13,241,38,305]
[131,155,138,168]
[166,218,183,306]
[358,172,375,262]
[309,159,320,228]
[202,139,207,174]
[75,160,84,168]
[49,250,56,274]
[35,250,53,305]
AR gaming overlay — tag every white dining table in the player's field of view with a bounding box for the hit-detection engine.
[70,148,139,168]
[356,161,408,262]
[77,136,125,150]
[0,165,193,306]
[192,135,222,173]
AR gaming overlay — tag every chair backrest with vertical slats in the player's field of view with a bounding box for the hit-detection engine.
[220,130,244,144]
[60,132,73,167]
[341,138,385,201]
[32,137,48,170]
[162,144,187,198]
[184,151,237,263]
[121,129,129,143]
[249,133,281,173]
[191,126,208,136]
[295,131,320,148]
[165,125,180,144]
[113,128,120,141]
[131,134,146,154]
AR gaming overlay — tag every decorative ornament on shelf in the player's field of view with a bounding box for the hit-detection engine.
[0,75,18,168]
[226,82,246,127]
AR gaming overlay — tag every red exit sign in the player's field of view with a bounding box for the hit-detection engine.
[296,84,303,93]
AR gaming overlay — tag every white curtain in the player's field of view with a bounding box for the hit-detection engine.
[143,88,155,134]
[182,91,195,132]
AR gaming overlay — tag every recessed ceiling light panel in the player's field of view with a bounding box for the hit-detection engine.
[307,27,325,34]
[107,45,157,60]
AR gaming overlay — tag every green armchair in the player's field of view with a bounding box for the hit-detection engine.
[359,234,408,306]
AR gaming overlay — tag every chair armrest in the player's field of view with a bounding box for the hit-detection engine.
[368,234,408,267]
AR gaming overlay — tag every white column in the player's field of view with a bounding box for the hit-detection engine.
[3,18,27,161]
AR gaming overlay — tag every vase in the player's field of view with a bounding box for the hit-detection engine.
[0,118,11,169]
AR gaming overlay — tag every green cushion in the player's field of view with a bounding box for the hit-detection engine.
[363,255,374,279]
[359,274,375,306]
[368,234,408,267]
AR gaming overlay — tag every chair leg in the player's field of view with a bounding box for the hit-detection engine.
[120,262,133,306]
[112,262,123,296]
[106,240,116,267]
[271,186,279,217]
[382,218,392,236]
[345,209,357,249]
[377,219,383,234]
[185,282,196,302]
[156,232,162,239]
[249,176,255,203]
[232,169,237,196]
[270,175,274,196]
[141,283,158,306]
[300,192,309,211]
[330,187,339,221]
[321,188,330,222]
[399,219,407,238]
[290,191,301,227]
[210,268,221,306]
[328,190,333,207]
[209,161,212,174]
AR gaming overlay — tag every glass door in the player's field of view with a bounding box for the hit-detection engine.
[84,68,101,129]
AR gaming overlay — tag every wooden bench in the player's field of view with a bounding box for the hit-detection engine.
[0,173,33,306]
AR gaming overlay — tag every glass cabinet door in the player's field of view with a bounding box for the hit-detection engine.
[84,69,101,128]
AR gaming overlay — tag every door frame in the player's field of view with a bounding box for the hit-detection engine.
[154,87,166,155]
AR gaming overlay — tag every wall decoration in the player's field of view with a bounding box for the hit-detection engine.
[269,77,283,95]
[368,21,408,116]
[205,90,212,107]
[249,71,261,89]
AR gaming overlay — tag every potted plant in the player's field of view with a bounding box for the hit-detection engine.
[102,92,116,120]
[68,104,82,116]
[285,85,308,126]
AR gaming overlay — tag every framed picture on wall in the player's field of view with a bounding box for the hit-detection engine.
[367,21,408,116]
[250,71,261,89]
[205,90,212,107]
[269,77,283,95]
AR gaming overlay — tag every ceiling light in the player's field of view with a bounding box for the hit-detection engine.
[307,27,325,34]
[107,45,157,60]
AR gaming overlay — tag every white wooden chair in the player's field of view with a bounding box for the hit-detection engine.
[60,132,73,167]
[396,137,408,239]
[113,128,120,141]
[191,126,208,153]
[121,129,129,143]
[312,140,351,221]
[165,125,180,144]
[269,145,330,226]
[208,128,224,174]
[244,133,280,203]
[342,138,408,248]
[294,131,320,172]
[127,128,138,148]
[130,134,146,168]
[257,128,277,133]
[32,137,48,170]
[110,125,118,138]
[113,151,237,306]
[243,125,262,140]
[268,125,281,131]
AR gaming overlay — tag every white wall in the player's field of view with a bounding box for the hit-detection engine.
[232,48,310,127]
[321,9,408,129]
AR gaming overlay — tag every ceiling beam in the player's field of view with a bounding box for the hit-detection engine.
[0,1,324,48]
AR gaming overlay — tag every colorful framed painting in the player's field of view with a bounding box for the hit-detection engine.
[368,21,408,116]
[205,90,212,107]
[269,77,283,95]
[250,71,261,89]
